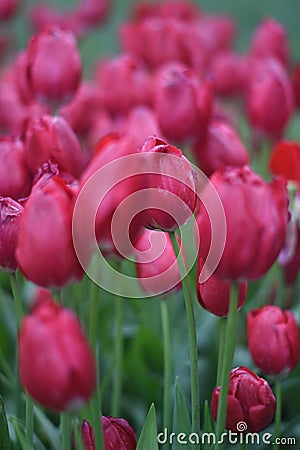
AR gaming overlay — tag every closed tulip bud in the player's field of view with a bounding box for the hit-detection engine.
[82,416,137,450]
[19,293,96,411]
[196,257,247,317]
[269,140,300,185]
[135,229,181,296]
[246,58,293,140]
[25,115,84,177]
[139,135,197,231]
[210,52,246,96]
[196,165,289,281]
[26,25,81,103]
[153,63,200,142]
[247,306,299,376]
[0,197,23,271]
[250,18,289,66]
[211,366,276,433]
[193,120,249,177]
[0,136,31,199]
[95,53,151,115]
[16,176,83,288]
[0,0,18,20]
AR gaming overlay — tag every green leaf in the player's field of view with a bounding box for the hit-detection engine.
[136,404,158,450]
[0,396,10,450]
[203,400,213,434]
[172,378,192,450]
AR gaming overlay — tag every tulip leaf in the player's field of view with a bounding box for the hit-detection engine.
[203,400,213,434]
[0,396,10,450]
[172,378,191,450]
[136,403,158,450]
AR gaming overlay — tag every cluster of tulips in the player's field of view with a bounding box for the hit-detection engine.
[0,0,300,449]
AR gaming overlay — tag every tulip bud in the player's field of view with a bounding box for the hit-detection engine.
[196,165,289,281]
[0,197,23,271]
[82,416,137,450]
[26,25,81,103]
[0,0,18,20]
[249,18,289,66]
[247,305,299,376]
[193,120,249,177]
[246,58,293,140]
[19,292,96,411]
[95,53,151,115]
[211,366,276,433]
[292,65,300,109]
[153,62,200,142]
[196,257,247,317]
[269,140,300,185]
[210,52,246,96]
[25,114,84,177]
[16,176,83,288]
[0,136,31,200]
[139,135,197,231]
[135,229,181,296]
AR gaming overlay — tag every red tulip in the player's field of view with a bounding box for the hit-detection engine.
[0,0,18,20]
[211,366,276,433]
[210,52,246,96]
[193,120,249,177]
[249,18,289,66]
[95,53,151,115]
[16,175,83,288]
[76,133,145,258]
[0,136,31,199]
[26,25,81,103]
[196,165,289,281]
[247,305,299,376]
[246,58,293,140]
[19,291,96,411]
[196,257,247,317]
[269,140,300,185]
[0,197,23,271]
[139,135,197,232]
[25,114,84,177]
[82,416,137,450]
[135,228,181,296]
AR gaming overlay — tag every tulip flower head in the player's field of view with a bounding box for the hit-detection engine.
[82,416,137,450]
[247,305,299,376]
[18,292,96,411]
[211,366,276,433]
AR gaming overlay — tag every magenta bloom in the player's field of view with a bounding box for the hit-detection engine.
[19,292,96,411]
[247,305,299,376]
[211,366,276,433]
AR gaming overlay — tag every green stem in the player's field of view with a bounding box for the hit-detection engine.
[25,397,34,447]
[61,413,71,450]
[111,295,124,417]
[10,273,34,448]
[240,441,247,450]
[90,389,105,450]
[9,273,23,325]
[169,232,200,433]
[274,379,282,450]
[215,283,239,450]
[89,281,99,351]
[160,300,172,437]
[216,318,227,387]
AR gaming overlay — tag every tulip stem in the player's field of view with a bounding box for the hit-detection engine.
[274,379,282,449]
[111,294,124,417]
[10,273,34,448]
[61,413,71,450]
[91,389,105,450]
[160,299,172,440]
[216,318,227,386]
[89,280,99,351]
[215,283,239,449]
[169,232,200,433]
